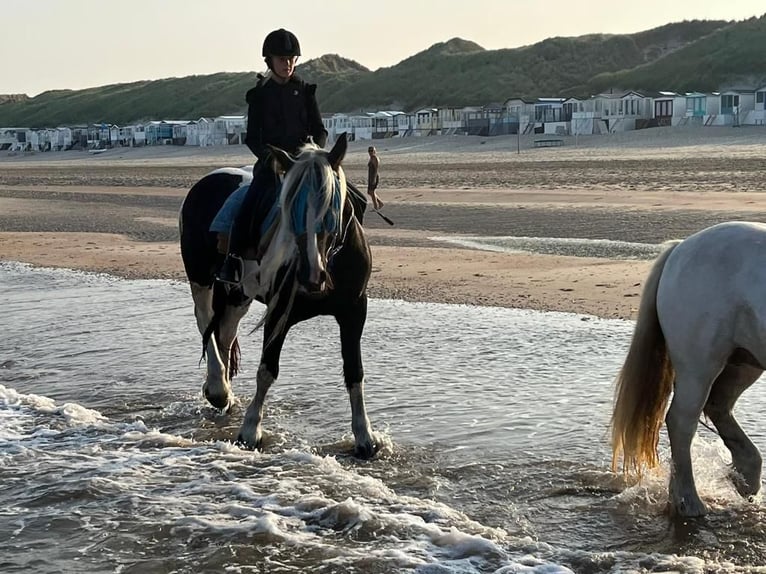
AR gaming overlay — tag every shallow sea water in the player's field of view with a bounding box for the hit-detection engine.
[3,258,766,574]
[433,236,667,260]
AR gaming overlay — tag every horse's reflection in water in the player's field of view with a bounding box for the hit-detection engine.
[179,134,376,457]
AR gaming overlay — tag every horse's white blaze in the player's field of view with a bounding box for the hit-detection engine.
[306,230,324,287]
[301,182,330,290]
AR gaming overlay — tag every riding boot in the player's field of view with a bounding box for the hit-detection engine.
[217,208,252,285]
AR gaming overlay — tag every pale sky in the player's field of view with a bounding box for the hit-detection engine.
[3,0,764,96]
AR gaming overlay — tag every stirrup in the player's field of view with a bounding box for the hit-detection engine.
[217,254,245,286]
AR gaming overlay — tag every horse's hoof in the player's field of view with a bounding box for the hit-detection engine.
[730,469,761,498]
[673,498,708,518]
[204,389,231,411]
[235,433,262,451]
[354,440,377,460]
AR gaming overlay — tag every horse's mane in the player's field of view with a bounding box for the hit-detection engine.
[254,142,347,335]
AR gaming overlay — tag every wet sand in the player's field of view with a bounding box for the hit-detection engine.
[1,127,765,319]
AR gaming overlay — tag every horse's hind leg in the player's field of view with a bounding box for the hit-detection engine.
[703,362,763,498]
[206,298,250,409]
[191,283,228,406]
[338,297,375,459]
[191,283,249,410]
[666,363,719,517]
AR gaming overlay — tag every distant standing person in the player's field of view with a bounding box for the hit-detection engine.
[367,145,383,210]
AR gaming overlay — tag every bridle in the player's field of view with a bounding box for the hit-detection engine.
[326,196,357,264]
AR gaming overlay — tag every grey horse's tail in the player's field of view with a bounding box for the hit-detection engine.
[611,241,680,476]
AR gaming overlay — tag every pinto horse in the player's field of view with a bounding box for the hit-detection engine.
[179,134,376,457]
[611,221,766,517]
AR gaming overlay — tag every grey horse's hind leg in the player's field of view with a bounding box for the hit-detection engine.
[666,365,716,518]
[704,362,763,498]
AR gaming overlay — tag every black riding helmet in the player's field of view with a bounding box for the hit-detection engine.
[262,29,301,58]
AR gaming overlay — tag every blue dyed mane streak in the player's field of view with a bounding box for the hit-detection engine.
[287,175,342,236]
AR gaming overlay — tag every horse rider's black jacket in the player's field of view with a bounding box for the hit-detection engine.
[228,74,329,258]
[244,74,328,162]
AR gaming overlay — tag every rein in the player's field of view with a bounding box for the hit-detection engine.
[327,198,357,263]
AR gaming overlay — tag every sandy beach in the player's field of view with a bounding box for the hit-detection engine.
[1,126,765,320]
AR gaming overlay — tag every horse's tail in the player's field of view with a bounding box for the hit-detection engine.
[611,241,680,476]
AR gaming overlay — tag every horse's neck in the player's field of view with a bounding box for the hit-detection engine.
[339,201,367,249]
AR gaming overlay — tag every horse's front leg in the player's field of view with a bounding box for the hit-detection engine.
[237,325,288,449]
[338,297,375,459]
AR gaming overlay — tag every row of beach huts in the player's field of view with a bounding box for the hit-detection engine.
[2,87,765,153]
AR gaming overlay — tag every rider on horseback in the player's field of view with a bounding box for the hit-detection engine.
[216,28,328,285]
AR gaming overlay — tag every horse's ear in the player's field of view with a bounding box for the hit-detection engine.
[268,145,292,173]
[327,133,347,171]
